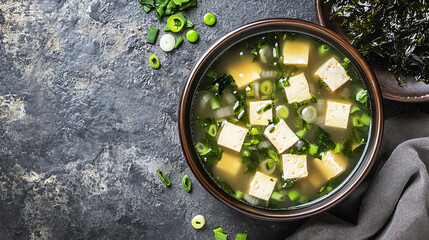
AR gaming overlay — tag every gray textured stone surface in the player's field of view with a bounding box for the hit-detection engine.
[0,0,428,239]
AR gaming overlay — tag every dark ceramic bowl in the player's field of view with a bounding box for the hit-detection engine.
[315,0,429,102]
[179,19,383,221]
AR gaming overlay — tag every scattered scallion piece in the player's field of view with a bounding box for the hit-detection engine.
[260,80,273,95]
[276,105,289,119]
[210,97,220,110]
[235,233,248,240]
[191,215,205,229]
[156,169,171,186]
[288,189,300,201]
[352,116,364,127]
[250,127,260,136]
[235,190,244,199]
[175,36,183,49]
[360,113,371,126]
[213,227,227,240]
[334,143,344,153]
[309,143,318,157]
[318,44,330,55]
[167,14,185,32]
[204,13,216,26]
[350,106,361,114]
[149,54,160,69]
[182,174,192,192]
[271,191,286,201]
[207,124,217,137]
[160,34,176,52]
[186,29,199,43]
[268,150,280,164]
[195,142,211,155]
[263,103,273,112]
[146,27,159,44]
[298,196,309,204]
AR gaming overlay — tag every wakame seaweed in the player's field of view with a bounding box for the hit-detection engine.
[326,0,429,84]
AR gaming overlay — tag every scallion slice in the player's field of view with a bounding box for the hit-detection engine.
[209,97,220,110]
[250,127,260,136]
[182,174,192,192]
[352,116,363,127]
[260,80,273,95]
[288,189,300,201]
[175,36,183,49]
[235,233,248,240]
[207,124,217,137]
[271,191,286,201]
[146,27,159,44]
[167,14,185,32]
[213,227,227,240]
[149,54,160,69]
[195,142,211,155]
[268,149,280,164]
[309,143,318,156]
[319,44,330,55]
[360,113,371,126]
[191,215,205,229]
[276,105,289,119]
[156,169,171,187]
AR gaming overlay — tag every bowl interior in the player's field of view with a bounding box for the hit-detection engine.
[179,19,383,220]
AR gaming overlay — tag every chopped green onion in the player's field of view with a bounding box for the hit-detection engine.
[245,85,255,97]
[207,124,217,137]
[276,105,289,119]
[280,78,290,87]
[160,34,175,52]
[266,124,275,133]
[204,13,216,26]
[318,44,330,55]
[296,129,308,138]
[343,57,351,64]
[195,142,211,155]
[361,113,371,126]
[334,143,344,153]
[175,36,183,49]
[164,24,171,31]
[191,215,205,229]
[235,190,244,199]
[311,94,317,103]
[260,80,273,95]
[185,17,194,28]
[356,89,368,106]
[213,227,227,240]
[288,189,300,201]
[250,127,260,136]
[156,169,171,187]
[167,14,185,32]
[309,143,318,156]
[149,54,160,69]
[186,30,199,43]
[268,150,280,164]
[235,233,248,240]
[298,195,309,204]
[210,97,220,110]
[352,116,364,127]
[242,150,251,158]
[146,27,159,44]
[262,103,273,112]
[350,106,361,114]
[266,159,274,170]
[271,191,286,201]
[182,174,192,192]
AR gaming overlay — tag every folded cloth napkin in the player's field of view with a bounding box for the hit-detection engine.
[288,113,429,240]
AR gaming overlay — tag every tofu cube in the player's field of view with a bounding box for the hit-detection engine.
[314,151,345,180]
[215,151,243,176]
[315,57,350,91]
[325,101,351,129]
[284,73,312,103]
[217,122,248,152]
[249,100,273,126]
[282,41,310,66]
[228,61,262,88]
[249,171,277,201]
[264,119,299,154]
[282,154,308,180]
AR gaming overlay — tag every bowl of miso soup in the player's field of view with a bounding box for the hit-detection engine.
[179,19,383,220]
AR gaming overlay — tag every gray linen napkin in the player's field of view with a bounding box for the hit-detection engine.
[288,113,429,240]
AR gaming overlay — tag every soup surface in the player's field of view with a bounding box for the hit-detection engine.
[191,32,371,209]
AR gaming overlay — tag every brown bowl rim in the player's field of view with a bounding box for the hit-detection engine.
[315,0,429,103]
[179,19,383,221]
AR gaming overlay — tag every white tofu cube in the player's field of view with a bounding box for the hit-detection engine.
[215,151,243,176]
[282,154,308,180]
[282,41,310,66]
[249,171,277,201]
[228,61,262,88]
[249,100,273,126]
[315,57,350,91]
[284,73,312,103]
[264,119,299,154]
[325,101,351,129]
[217,122,248,152]
[314,151,345,180]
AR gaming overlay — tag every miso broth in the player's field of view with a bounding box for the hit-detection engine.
[191,32,371,209]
